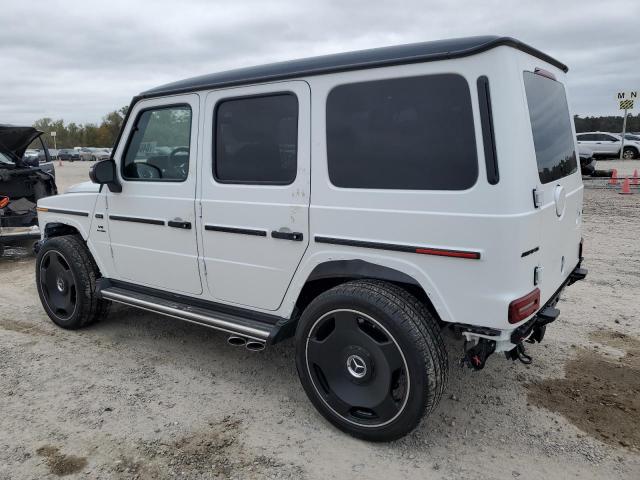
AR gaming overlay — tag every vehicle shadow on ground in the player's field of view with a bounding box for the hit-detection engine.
[81,302,529,444]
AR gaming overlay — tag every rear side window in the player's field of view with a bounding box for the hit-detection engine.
[214,93,298,184]
[523,72,577,184]
[326,74,478,190]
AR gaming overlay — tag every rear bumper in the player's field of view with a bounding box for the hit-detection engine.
[510,262,587,344]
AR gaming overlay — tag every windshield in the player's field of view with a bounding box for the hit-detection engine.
[523,71,577,184]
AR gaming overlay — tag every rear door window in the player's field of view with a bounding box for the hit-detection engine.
[214,93,298,185]
[523,71,577,183]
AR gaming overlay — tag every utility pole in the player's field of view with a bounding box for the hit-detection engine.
[619,109,627,160]
[617,91,636,160]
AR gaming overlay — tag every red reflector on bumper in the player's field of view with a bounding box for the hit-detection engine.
[508,288,540,324]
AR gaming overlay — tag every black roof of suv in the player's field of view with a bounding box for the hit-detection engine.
[140,36,568,99]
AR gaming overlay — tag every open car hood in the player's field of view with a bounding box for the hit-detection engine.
[0,124,44,165]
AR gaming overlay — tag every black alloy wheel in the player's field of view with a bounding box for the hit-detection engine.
[295,280,448,441]
[35,235,110,329]
[305,309,409,427]
[39,249,77,320]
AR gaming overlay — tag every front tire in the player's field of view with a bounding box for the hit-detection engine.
[295,280,448,441]
[35,235,110,329]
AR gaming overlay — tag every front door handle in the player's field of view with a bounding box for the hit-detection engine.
[168,220,192,229]
[271,230,303,241]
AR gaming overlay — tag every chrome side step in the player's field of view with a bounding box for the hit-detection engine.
[100,286,274,342]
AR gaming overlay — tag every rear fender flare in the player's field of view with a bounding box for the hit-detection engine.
[283,251,452,322]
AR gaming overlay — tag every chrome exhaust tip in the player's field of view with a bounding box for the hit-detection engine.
[245,340,266,352]
[227,336,247,347]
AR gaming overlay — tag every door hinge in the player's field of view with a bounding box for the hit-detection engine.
[532,188,544,209]
[198,202,203,218]
[109,244,114,258]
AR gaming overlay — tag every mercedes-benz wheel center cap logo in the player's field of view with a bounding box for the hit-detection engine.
[346,354,367,378]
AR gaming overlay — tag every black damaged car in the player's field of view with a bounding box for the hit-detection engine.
[0,125,58,255]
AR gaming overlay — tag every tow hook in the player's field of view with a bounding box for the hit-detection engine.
[505,343,532,364]
[526,324,546,344]
[461,338,496,370]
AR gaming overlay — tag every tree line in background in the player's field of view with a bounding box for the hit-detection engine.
[29,110,640,149]
[32,107,129,149]
[574,114,640,133]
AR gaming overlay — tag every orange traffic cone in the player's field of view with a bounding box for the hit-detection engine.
[619,178,633,195]
[632,169,639,186]
[609,168,619,185]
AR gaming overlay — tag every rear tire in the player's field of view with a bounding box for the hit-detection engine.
[35,235,110,329]
[295,279,448,441]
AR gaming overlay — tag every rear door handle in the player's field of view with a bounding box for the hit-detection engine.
[168,220,192,229]
[271,230,303,241]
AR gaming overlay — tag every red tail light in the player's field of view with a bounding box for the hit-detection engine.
[0,196,9,209]
[508,288,540,324]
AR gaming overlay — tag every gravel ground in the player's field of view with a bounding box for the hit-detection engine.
[1,162,639,479]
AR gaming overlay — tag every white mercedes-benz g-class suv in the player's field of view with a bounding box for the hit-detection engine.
[35,36,586,441]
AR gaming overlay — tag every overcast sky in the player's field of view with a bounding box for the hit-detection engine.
[1,0,638,126]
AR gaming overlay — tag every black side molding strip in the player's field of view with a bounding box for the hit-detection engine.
[477,76,499,185]
[205,225,267,237]
[109,215,165,226]
[38,208,89,217]
[315,236,481,260]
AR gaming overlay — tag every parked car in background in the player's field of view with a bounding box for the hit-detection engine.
[78,147,110,161]
[578,145,596,176]
[0,125,57,254]
[622,133,640,142]
[93,148,111,161]
[576,132,639,159]
[78,147,93,161]
[57,148,81,162]
[38,149,58,162]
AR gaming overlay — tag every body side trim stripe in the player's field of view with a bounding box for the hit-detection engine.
[37,207,89,217]
[314,236,481,260]
[109,215,165,226]
[205,225,267,237]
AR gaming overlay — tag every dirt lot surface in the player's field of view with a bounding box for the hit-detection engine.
[1,162,639,479]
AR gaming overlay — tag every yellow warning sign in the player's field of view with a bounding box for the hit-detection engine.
[620,99,634,110]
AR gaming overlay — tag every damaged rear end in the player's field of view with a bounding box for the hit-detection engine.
[0,125,57,248]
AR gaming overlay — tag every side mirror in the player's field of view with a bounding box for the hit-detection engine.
[89,159,122,193]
